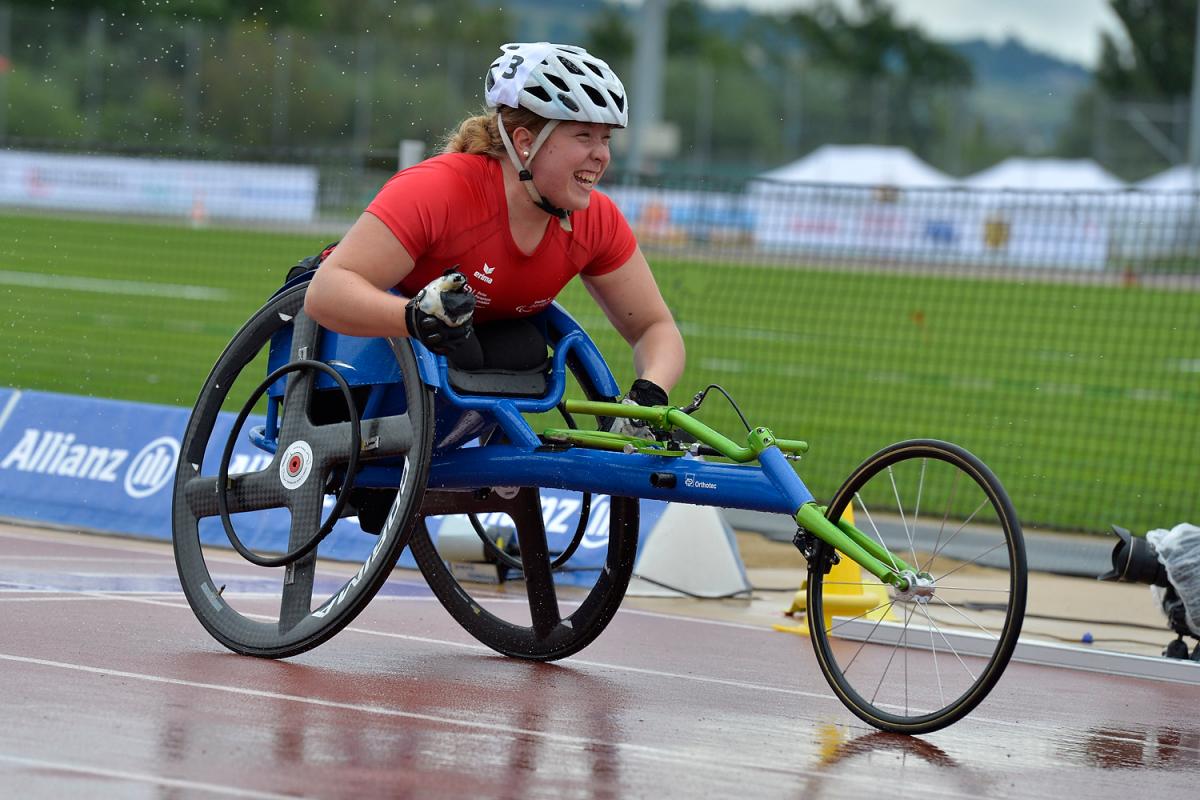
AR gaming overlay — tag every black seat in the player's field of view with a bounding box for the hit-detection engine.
[446,318,551,399]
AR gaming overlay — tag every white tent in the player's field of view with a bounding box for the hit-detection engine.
[1137,165,1200,191]
[964,158,1125,191]
[756,144,956,187]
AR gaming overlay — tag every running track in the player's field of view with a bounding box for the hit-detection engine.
[2,524,1197,798]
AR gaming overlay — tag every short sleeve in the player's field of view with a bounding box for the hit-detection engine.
[580,192,638,277]
[365,157,467,260]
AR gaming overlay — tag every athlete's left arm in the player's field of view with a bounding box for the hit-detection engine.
[581,246,685,392]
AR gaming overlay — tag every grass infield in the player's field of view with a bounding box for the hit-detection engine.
[2,210,1196,536]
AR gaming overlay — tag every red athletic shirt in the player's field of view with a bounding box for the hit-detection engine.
[366,153,637,323]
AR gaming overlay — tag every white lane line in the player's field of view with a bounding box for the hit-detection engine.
[0,390,19,436]
[0,652,827,781]
[8,587,1066,738]
[0,596,98,603]
[0,556,172,562]
[58,591,833,702]
[0,270,231,301]
[0,752,297,799]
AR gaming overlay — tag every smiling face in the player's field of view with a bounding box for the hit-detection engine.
[524,121,614,212]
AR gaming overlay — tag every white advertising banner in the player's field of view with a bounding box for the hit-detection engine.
[749,185,1112,270]
[0,149,318,222]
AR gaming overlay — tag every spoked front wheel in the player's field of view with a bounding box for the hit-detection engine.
[807,439,1026,734]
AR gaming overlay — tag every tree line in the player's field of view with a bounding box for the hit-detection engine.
[1,0,1192,179]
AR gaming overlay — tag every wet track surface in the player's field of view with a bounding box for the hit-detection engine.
[2,525,1198,798]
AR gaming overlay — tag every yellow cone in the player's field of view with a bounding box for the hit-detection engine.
[773,503,895,637]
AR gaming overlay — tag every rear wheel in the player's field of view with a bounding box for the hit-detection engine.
[410,488,639,661]
[409,355,640,662]
[171,283,434,658]
[807,440,1026,734]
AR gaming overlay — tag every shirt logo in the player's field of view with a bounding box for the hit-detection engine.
[473,262,496,284]
[515,297,553,314]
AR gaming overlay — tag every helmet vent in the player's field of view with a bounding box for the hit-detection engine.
[584,61,605,78]
[545,74,570,92]
[582,84,608,108]
[609,91,625,113]
[525,85,552,103]
[557,93,581,113]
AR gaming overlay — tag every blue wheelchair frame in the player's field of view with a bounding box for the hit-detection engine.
[259,296,813,520]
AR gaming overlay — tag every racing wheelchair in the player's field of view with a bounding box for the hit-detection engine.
[171,270,1027,734]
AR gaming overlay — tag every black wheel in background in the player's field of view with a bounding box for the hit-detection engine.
[409,354,640,662]
[410,488,639,661]
[807,439,1027,734]
[171,283,434,658]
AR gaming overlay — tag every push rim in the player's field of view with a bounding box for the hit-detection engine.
[171,283,434,658]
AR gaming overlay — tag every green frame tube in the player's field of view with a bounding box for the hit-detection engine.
[562,399,809,463]
[558,399,913,586]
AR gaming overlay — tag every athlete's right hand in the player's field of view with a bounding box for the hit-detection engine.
[404,269,476,355]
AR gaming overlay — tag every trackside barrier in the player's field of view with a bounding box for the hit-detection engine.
[0,388,746,590]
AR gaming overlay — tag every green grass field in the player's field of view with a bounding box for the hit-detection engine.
[2,210,1196,536]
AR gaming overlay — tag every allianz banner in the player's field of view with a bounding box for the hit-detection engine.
[0,388,664,579]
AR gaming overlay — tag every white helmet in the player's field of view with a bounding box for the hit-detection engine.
[486,42,628,127]
[483,42,627,231]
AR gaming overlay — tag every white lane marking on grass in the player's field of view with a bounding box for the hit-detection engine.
[0,752,296,800]
[0,270,231,301]
[0,390,19,436]
[699,357,745,374]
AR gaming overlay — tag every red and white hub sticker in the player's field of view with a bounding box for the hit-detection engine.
[279,441,314,490]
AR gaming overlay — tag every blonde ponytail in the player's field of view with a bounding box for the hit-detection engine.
[441,107,550,159]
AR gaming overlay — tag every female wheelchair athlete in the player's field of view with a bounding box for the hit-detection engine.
[171,270,1027,735]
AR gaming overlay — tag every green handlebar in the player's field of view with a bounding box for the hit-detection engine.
[561,399,808,463]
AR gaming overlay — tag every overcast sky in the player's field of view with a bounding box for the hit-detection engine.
[700,0,1128,68]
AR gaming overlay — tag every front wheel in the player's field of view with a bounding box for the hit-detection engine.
[807,440,1026,734]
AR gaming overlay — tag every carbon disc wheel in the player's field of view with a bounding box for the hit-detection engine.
[807,439,1026,734]
[410,488,639,661]
[409,353,640,662]
[171,282,434,658]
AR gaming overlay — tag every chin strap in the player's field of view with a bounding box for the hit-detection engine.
[497,115,573,232]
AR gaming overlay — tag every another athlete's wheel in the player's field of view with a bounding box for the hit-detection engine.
[410,488,639,661]
[807,440,1026,734]
[409,355,640,662]
[171,283,434,658]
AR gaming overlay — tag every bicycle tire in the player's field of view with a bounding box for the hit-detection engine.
[807,439,1026,734]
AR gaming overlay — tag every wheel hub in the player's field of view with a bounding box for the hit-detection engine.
[892,570,936,604]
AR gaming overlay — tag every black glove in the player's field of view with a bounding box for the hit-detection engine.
[404,270,476,355]
[625,379,668,408]
[603,379,668,440]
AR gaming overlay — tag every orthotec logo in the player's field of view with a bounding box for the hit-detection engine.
[684,473,717,490]
[124,436,180,499]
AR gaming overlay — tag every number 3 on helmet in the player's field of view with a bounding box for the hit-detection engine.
[485,42,628,128]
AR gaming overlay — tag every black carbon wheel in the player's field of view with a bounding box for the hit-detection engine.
[410,489,639,662]
[807,440,1026,734]
[409,354,640,662]
[171,282,434,658]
